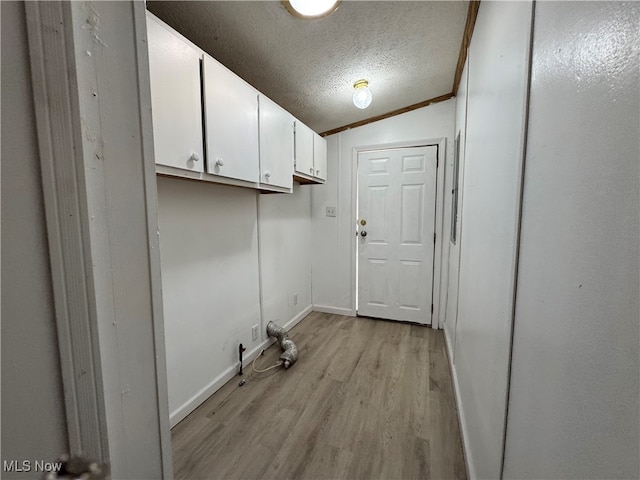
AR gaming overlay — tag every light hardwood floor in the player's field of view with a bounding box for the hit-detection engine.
[171,312,467,480]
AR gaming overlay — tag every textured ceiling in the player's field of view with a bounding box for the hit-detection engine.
[147,1,469,133]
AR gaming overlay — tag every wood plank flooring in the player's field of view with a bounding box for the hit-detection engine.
[171,312,467,480]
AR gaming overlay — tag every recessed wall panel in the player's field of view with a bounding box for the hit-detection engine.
[399,260,422,310]
[369,157,389,175]
[369,186,388,244]
[402,154,425,173]
[367,259,388,307]
[401,184,424,245]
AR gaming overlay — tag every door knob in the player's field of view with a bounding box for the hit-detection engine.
[360,230,367,237]
[43,454,108,479]
[215,158,224,167]
[189,152,200,162]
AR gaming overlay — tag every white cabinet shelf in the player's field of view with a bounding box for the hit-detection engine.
[147,14,204,173]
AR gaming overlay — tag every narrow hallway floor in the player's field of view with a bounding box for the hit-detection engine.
[171,311,467,479]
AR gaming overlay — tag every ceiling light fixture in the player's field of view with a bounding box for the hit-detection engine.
[352,79,372,109]
[283,0,340,19]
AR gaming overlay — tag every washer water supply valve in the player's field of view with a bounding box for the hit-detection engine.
[238,343,246,376]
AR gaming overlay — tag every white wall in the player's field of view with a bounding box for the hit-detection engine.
[449,2,533,478]
[157,178,260,424]
[1,2,69,471]
[503,2,639,478]
[312,100,456,318]
[311,134,342,311]
[258,184,313,331]
[157,178,313,426]
[443,59,469,356]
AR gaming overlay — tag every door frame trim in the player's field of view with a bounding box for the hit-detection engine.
[25,1,172,476]
[25,1,110,460]
[351,137,447,328]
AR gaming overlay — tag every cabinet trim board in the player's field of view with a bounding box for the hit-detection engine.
[293,172,326,185]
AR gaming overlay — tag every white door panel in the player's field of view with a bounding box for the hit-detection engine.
[203,55,259,183]
[357,146,437,324]
[294,120,314,177]
[258,95,294,189]
[147,14,204,172]
[313,132,327,180]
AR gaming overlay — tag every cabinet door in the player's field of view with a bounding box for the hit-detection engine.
[294,120,314,177]
[258,96,294,190]
[313,133,327,181]
[203,55,259,183]
[147,14,204,172]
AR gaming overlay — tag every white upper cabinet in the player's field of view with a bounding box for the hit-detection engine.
[294,120,315,178]
[148,15,325,191]
[202,55,259,183]
[258,96,294,191]
[147,14,204,173]
[294,119,326,184]
[313,132,327,181]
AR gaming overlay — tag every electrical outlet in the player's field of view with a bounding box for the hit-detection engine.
[251,324,259,341]
[293,293,298,306]
[326,206,337,217]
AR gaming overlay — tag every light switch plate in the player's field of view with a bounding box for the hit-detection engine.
[326,206,337,217]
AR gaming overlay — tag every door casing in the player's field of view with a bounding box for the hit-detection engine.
[350,138,447,329]
[356,145,438,324]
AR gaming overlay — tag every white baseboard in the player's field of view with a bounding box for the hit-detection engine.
[169,305,313,428]
[312,305,356,316]
[444,324,455,356]
[169,337,273,427]
[282,304,313,331]
[444,328,475,480]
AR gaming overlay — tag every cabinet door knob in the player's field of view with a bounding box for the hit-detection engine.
[309,167,314,174]
[265,171,271,178]
[215,158,224,167]
[189,152,200,162]
[316,169,320,175]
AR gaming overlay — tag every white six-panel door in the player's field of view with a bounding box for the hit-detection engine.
[357,146,438,324]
